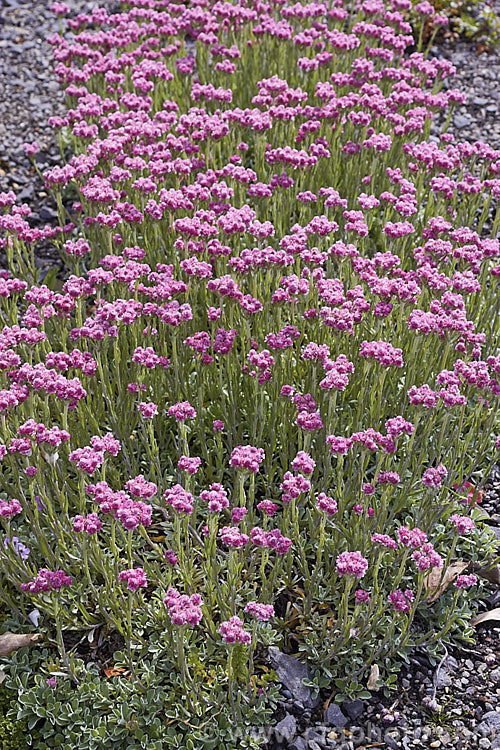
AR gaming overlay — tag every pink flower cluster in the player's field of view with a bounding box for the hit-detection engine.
[336,551,369,578]
[72,513,102,534]
[168,401,196,422]
[230,445,265,472]
[164,485,194,515]
[164,588,203,626]
[118,568,148,592]
[200,483,229,512]
[244,601,275,621]
[21,569,72,593]
[0,498,22,520]
[250,527,292,555]
[422,464,447,487]
[449,514,475,535]
[86,481,152,530]
[219,616,251,644]
[388,589,415,613]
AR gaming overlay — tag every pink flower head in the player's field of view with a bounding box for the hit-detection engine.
[372,533,398,550]
[213,420,224,432]
[412,543,443,570]
[164,484,194,514]
[23,141,40,156]
[138,402,158,418]
[454,574,478,589]
[385,417,414,438]
[230,445,265,473]
[165,549,178,565]
[244,601,275,621]
[72,513,102,535]
[231,507,248,524]
[178,456,202,475]
[164,587,203,626]
[355,589,370,604]
[90,434,121,457]
[422,464,447,487]
[296,410,323,432]
[388,589,414,613]
[119,568,147,592]
[326,436,352,455]
[219,616,251,644]
[250,527,292,554]
[280,471,311,503]
[219,526,249,548]
[50,2,70,15]
[257,499,278,517]
[291,451,316,475]
[125,475,157,499]
[316,492,338,516]
[359,340,404,368]
[336,551,369,578]
[449,514,475,535]
[201,483,229,513]
[21,569,72,594]
[376,471,400,485]
[168,401,196,422]
[397,526,427,548]
[0,498,22,520]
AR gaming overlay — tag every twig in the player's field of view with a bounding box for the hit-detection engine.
[431,644,449,702]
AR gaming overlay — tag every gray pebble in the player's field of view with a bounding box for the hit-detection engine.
[324,703,348,728]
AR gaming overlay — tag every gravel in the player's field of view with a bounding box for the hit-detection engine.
[0,2,499,748]
[0,0,114,267]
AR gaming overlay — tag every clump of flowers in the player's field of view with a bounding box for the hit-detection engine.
[0,0,498,737]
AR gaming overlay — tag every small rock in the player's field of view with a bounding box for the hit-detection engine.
[288,738,308,750]
[268,647,320,709]
[434,655,458,689]
[479,712,500,736]
[40,205,58,221]
[479,740,492,750]
[275,713,297,743]
[342,698,364,721]
[384,732,400,750]
[324,704,348,728]
[454,114,471,129]
[490,668,500,683]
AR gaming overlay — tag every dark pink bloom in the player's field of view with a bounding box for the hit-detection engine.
[219,616,251,644]
[336,551,369,578]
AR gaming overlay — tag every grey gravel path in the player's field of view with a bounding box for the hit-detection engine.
[431,38,500,149]
[0,0,67,201]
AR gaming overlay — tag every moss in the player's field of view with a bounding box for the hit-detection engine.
[0,687,30,750]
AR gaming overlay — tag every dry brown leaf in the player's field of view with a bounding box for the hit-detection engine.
[472,562,500,586]
[0,632,43,657]
[103,666,127,678]
[424,561,468,603]
[367,664,380,691]
[471,608,500,627]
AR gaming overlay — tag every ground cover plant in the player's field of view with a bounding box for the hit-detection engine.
[0,0,500,746]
